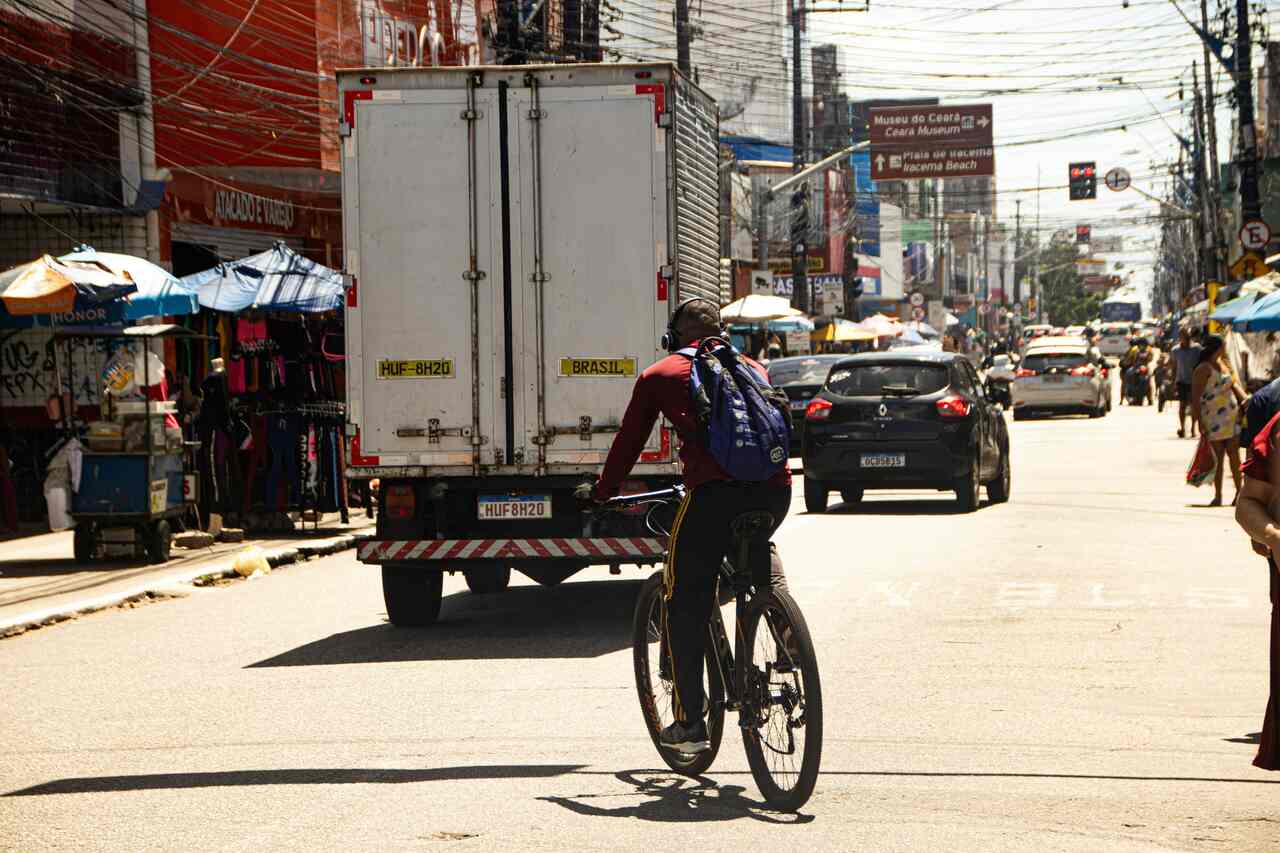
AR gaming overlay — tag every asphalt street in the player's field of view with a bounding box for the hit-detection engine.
[3,398,1278,851]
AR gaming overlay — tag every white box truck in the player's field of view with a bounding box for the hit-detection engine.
[338,63,722,625]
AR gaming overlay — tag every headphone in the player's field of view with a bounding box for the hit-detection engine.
[661,297,722,353]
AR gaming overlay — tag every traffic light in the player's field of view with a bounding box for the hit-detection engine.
[1069,162,1097,200]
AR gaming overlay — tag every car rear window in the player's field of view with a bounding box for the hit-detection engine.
[1102,326,1130,337]
[767,357,842,386]
[1024,352,1088,372]
[826,363,949,397]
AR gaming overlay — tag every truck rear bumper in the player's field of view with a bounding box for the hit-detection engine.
[358,537,667,564]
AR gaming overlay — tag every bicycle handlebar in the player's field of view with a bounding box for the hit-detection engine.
[601,485,685,508]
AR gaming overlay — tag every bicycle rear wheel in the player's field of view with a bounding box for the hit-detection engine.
[632,571,725,776]
[741,588,823,811]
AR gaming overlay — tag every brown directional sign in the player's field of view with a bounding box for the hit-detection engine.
[868,103,994,181]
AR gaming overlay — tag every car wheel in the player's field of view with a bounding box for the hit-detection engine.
[839,488,863,505]
[464,566,511,594]
[986,446,1011,504]
[803,477,828,514]
[954,451,981,513]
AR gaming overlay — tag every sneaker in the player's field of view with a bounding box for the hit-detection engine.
[659,719,710,753]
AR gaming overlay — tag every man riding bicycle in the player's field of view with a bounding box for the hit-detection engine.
[590,297,792,754]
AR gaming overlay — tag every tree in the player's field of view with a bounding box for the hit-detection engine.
[1037,237,1103,326]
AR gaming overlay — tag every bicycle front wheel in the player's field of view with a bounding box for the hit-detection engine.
[741,588,823,811]
[632,571,725,776]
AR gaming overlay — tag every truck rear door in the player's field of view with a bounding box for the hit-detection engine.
[347,87,503,467]
[511,82,667,470]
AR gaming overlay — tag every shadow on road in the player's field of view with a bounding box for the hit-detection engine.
[247,578,644,667]
[814,498,976,517]
[4,764,586,797]
[1224,732,1263,745]
[540,769,813,824]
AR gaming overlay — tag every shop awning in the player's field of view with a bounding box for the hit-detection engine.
[1209,293,1257,323]
[720,294,803,323]
[0,255,138,327]
[184,242,345,313]
[60,247,199,319]
[1232,290,1280,331]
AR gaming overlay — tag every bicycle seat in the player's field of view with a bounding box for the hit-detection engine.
[729,511,775,542]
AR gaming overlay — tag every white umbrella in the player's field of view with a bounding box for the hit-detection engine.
[719,294,803,322]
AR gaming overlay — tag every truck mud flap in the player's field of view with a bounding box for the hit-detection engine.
[359,537,666,563]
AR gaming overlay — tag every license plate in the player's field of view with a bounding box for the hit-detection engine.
[790,399,808,411]
[478,495,552,520]
[860,452,906,469]
[1044,375,1064,383]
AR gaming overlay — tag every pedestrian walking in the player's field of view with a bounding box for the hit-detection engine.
[1191,335,1246,507]
[1234,408,1280,771]
[1171,328,1202,438]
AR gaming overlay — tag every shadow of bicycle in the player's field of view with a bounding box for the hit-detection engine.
[540,769,814,824]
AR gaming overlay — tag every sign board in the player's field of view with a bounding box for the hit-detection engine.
[1082,275,1112,292]
[1075,225,1091,244]
[557,358,638,378]
[1240,219,1272,252]
[773,272,842,298]
[1091,235,1125,253]
[977,302,991,316]
[1012,302,1023,315]
[1230,252,1270,281]
[1027,296,1037,314]
[910,305,926,321]
[820,280,844,316]
[868,103,994,180]
[908,290,925,307]
[750,269,773,295]
[767,256,823,274]
[1075,258,1106,276]
[1104,167,1131,192]
[785,330,811,355]
[377,359,454,379]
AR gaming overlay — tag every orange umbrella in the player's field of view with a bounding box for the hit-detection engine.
[0,255,135,316]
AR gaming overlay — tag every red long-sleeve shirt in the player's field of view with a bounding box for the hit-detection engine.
[595,342,791,499]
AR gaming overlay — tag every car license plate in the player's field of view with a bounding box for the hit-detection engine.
[790,399,808,411]
[1044,375,1064,383]
[860,452,905,469]
[478,494,552,520]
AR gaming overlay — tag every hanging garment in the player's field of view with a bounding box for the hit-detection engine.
[266,413,299,511]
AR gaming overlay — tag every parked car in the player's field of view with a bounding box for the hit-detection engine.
[767,354,848,455]
[802,351,1011,513]
[1012,337,1109,420]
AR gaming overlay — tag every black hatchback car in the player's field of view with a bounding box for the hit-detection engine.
[801,351,1011,513]
[765,354,849,455]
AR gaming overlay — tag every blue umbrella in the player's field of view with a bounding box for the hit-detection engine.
[1209,293,1257,324]
[1233,290,1280,331]
[184,242,345,313]
[59,246,199,319]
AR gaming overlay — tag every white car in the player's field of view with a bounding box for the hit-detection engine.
[1012,338,1110,421]
[1096,323,1133,359]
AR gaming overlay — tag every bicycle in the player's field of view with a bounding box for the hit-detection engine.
[593,486,823,812]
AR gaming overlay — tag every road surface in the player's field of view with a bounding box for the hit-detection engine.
[3,402,1277,851]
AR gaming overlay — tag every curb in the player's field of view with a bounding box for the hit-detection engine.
[0,533,368,639]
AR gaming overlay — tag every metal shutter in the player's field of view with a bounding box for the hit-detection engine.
[671,78,722,306]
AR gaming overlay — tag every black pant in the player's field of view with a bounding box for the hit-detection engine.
[664,480,790,723]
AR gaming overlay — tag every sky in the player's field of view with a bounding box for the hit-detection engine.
[611,0,1280,299]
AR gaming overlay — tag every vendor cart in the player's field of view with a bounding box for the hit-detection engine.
[58,325,201,564]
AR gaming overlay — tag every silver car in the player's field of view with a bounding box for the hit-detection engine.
[1012,338,1110,420]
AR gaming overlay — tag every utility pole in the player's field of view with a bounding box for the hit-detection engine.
[790,0,809,313]
[1193,64,1213,285]
[1235,0,1262,224]
[1013,199,1022,307]
[675,0,691,74]
[1200,0,1225,279]
[1034,166,1042,323]
[582,0,600,61]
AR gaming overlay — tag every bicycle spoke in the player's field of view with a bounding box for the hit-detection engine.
[751,604,806,792]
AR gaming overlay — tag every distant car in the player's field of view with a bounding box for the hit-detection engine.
[1097,323,1133,359]
[985,353,1018,383]
[766,354,848,455]
[1064,325,1086,338]
[802,351,1011,513]
[1012,338,1109,420]
[1023,325,1052,340]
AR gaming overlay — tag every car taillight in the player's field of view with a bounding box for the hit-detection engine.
[385,484,415,520]
[1015,368,1036,378]
[1070,365,1095,377]
[805,398,833,420]
[935,395,972,418]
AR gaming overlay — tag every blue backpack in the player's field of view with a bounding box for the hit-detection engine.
[677,337,792,481]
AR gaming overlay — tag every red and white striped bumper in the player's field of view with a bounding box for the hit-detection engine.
[357,537,667,563]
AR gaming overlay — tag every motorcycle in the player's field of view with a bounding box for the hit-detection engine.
[985,375,1012,407]
[1154,359,1176,413]
[1123,364,1151,406]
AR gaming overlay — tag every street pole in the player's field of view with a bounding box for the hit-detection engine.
[1014,199,1022,308]
[675,0,691,74]
[790,0,808,314]
[1034,165,1042,323]
[1200,0,1225,279]
[1235,0,1262,224]
[1192,64,1213,286]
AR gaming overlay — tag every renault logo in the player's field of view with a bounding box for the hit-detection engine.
[878,403,888,416]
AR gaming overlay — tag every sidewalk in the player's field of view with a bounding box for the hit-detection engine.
[0,515,374,637]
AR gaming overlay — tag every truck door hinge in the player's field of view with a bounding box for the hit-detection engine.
[579,416,592,441]
[462,270,486,282]
[527,108,546,120]
[460,108,483,121]
[499,376,509,399]
[659,264,674,280]
[529,271,550,284]
[338,121,352,138]
[657,112,672,128]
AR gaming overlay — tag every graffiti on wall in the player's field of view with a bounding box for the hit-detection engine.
[0,330,116,407]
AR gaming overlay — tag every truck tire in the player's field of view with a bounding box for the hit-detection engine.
[464,566,511,594]
[146,520,171,564]
[73,524,96,563]
[382,564,443,627]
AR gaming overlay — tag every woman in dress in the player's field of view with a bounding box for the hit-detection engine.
[1191,335,1247,506]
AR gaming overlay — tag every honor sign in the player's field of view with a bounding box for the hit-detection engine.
[215,189,296,230]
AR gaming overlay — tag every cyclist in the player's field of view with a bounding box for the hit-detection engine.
[591,297,792,753]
